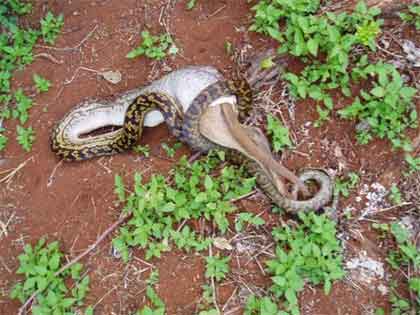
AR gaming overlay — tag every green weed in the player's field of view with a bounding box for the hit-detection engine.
[388,184,403,205]
[16,125,35,151]
[266,114,293,152]
[374,222,420,314]
[389,290,412,315]
[334,172,360,198]
[33,73,51,93]
[137,287,166,315]
[387,223,419,269]
[199,284,215,310]
[399,5,420,29]
[114,174,126,202]
[136,268,165,315]
[250,0,417,149]
[339,59,417,150]
[205,255,230,282]
[10,238,92,315]
[112,152,255,261]
[0,1,31,27]
[146,270,160,287]
[244,295,281,315]
[161,142,182,158]
[126,30,177,60]
[171,226,212,253]
[0,129,7,150]
[404,154,420,174]
[40,11,64,45]
[266,212,344,314]
[1,88,34,125]
[198,253,231,313]
[386,278,419,315]
[186,0,198,10]
[276,0,382,124]
[409,278,420,301]
[235,212,265,232]
[0,2,63,153]
[133,144,150,157]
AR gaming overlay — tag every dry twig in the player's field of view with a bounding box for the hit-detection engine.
[47,160,63,187]
[0,212,15,239]
[34,53,63,64]
[0,156,34,185]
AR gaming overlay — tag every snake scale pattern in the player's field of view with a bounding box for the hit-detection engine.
[51,66,332,212]
[51,92,183,160]
[179,79,332,212]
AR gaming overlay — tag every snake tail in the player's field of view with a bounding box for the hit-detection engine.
[51,92,182,161]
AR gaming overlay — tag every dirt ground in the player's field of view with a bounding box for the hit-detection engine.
[1,1,419,315]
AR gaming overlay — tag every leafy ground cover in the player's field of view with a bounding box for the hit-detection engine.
[0,1,63,153]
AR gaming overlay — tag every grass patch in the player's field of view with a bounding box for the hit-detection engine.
[10,238,92,315]
[266,212,344,314]
[250,0,417,150]
[112,152,256,261]
[399,5,420,29]
[266,114,293,152]
[373,222,420,314]
[0,2,63,153]
[126,30,177,60]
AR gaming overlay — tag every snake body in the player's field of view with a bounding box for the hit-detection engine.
[179,79,333,212]
[51,66,333,212]
[180,79,252,152]
[51,66,223,160]
[51,92,184,160]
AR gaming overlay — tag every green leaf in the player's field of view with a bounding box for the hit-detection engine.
[267,114,293,152]
[16,125,35,152]
[61,298,77,308]
[49,253,60,270]
[307,38,319,56]
[23,277,36,290]
[46,290,58,307]
[390,222,409,244]
[323,96,333,110]
[186,0,197,10]
[324,278,332,294]
[34,265,48,275]
[33,74,51,93]
[267,26,282,41]
[204,175,214,190]
[400,86,416,99]
[355,1,368,14]
[285,288,297,305]
[114,174,125,201]
[37,276,48,290]
[370,86,385,97]
[33,306,51,315]
[126,47,143,59]
[260,57,275,69]
[374,308,385,315]
[85,306,94,315]
[126,30,173,60]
